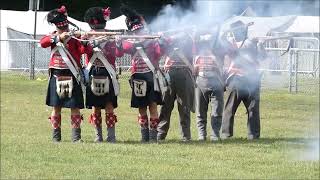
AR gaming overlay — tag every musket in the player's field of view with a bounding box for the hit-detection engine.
[69,32,160,42]
[71,31,123,36]
[87,35,161,42]
[110,35,161,39]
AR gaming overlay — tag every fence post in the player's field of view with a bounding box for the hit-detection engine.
[288,50,293,93]
[30,0,39,80]
[295,51,298,93]
[30,42,35,80]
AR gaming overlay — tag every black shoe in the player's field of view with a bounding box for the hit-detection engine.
[141,128,149,143]
[52,128,61,142]
[72,128,82,142]
[149,129,158,142]
[94,126,103,143]
[106,127,116,143]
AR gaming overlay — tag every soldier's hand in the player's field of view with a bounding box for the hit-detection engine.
[81,33,89,40]
[59,32,70,42]
[115,35,122,47]
[89,40,99,48]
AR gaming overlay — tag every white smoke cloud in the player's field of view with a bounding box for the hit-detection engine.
[293,118,320,161]
[148,0,318,33]
[148,1,234,33]
[303,140,319,161]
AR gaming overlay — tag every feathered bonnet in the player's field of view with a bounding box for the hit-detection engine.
[120,5,147,32]
[84,7,111,29]
[46,6,69,28]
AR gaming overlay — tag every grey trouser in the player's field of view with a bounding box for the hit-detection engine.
[221,75,261,138]
[195,76,224,139]
[158,68,195,140]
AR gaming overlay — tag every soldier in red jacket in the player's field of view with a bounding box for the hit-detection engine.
[40,6,91,142]
[117,6,165,142]
[83,7,124,143]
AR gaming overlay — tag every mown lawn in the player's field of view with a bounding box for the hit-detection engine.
[1,73,319,179]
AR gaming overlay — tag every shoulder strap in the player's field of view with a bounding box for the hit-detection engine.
[55,42,81,84]
[94,48,120,96]
[135,47,156,73]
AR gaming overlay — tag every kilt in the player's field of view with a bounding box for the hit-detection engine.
[46,69,84,109]
[130,71,163,108]
[86,66,118,109]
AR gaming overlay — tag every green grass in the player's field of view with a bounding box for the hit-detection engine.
[1,72,319,179]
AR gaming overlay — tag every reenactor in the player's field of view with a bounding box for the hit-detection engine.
[83,7,124,142]
[117,6,166,142]
[193,28,235,141]
[40,6,92,142]
[221,21,267,140]
[157,32,195,142]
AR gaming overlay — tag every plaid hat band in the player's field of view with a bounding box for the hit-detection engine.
[131,24,143,31]
[55,20,69,27]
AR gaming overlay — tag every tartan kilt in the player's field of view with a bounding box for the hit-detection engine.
[130,71,163,108]
[46,69,84,109]
[85,66,118,109]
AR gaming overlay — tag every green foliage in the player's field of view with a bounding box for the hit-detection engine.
[1,72,319,179]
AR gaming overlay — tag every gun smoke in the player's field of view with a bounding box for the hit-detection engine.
[147,1,319,154]
[148,0,318,33]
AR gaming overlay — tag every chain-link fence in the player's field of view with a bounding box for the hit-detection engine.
[1,37,319,94]
[261,37,319,94]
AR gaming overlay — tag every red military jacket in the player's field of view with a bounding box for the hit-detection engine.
[85,30,124,69]
[40,31,92,69]
[163,36,195,70]
[86,41,124,69]
[226,40,265,78]
[121,39,163,74]
[194,55,222,74]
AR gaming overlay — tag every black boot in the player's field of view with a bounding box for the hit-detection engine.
[149,129,157,142]
[106,127,116,143]
[95,126,103,142]
[72,128,82,142]
[141,128,149,143]
[52,128,61,142]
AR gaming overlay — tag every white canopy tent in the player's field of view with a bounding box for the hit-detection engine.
[273,16,320,34]
[0,10,90,70]
[0,10,127,70]
[222,14,320,38]
[221,15,297,38]
[0,10,91,35]
[105,15,127,30]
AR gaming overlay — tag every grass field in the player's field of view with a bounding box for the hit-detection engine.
[1,73,319,179]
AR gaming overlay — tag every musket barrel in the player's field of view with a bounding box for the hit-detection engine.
[109,35,161,39]
[72,31,123,36]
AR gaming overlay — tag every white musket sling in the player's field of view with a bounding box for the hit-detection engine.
[134,47,167,94]
[86,47,120,96]
[51,40,85,93]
